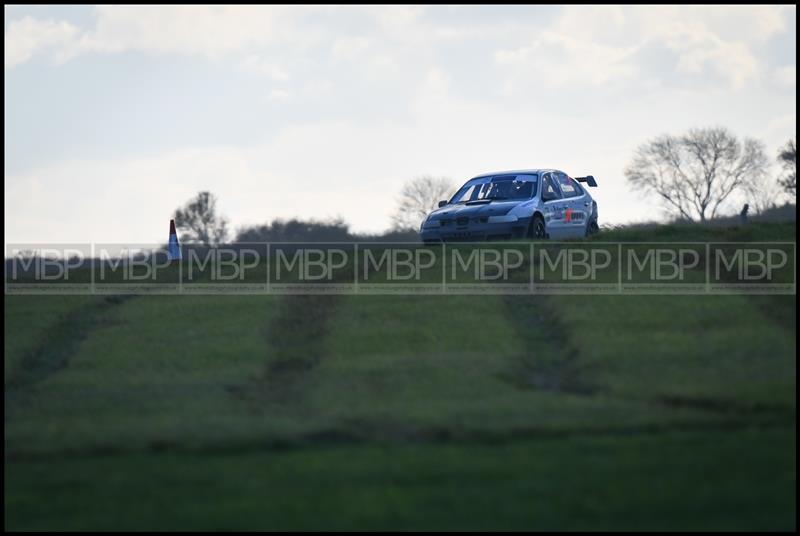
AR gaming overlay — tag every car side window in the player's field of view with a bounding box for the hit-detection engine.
[556,172,579,198]
[542,173,562,201]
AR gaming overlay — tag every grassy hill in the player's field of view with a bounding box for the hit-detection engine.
[4,223,796,530]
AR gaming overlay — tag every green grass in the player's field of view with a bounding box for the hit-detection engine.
[5,428,794,531]
[4,222,797,530]
[595,220,796,242]
[4,295,98,385]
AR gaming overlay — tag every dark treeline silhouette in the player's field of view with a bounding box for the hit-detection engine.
[236,218,351,242]
[171,189,422,247]
[234,217,420,244]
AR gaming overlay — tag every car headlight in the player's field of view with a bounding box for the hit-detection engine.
[487,215,518,224]
[422,218,440,229]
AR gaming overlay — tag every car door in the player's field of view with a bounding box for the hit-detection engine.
[556,172,590,238]
[540,172,570,239]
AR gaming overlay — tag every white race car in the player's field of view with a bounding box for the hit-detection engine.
[420,169,599,242]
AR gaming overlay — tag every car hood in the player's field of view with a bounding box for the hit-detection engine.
[427,200,524,220]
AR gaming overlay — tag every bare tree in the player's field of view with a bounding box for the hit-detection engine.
[778,139,796,196]
[391,175,454,230]
[173,191,229,246]
[743,170,782,215]
[625,127,769,222]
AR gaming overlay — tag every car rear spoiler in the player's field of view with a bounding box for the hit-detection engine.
[574,175,597,187]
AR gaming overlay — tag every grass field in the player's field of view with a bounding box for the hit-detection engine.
[4,223,796,530]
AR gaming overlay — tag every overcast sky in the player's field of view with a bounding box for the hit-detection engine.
[4,5,797,244]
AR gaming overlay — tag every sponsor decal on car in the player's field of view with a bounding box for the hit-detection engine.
[565,209,584,223]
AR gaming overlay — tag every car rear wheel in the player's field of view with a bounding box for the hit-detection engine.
[529,215,546,240]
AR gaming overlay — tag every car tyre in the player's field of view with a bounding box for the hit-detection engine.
[586,219,599,237]
[529,214,547,240]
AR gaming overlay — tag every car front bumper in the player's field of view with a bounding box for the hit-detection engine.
[420,216,532,243]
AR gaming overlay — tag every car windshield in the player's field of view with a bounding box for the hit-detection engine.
[449,174,538,204]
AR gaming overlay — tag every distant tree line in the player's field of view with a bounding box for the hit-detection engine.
[172,192,419,245]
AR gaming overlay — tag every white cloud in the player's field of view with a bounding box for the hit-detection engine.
[495,5,788,92]
[369,5,425,37]
[5,5,791,91]
[81,5,316,58]
[773,65,796,89]
[4,6,431,70]
[661,20,758,90]
[237,54,290,81]
[4,6,327,69]
[495,32,637,89]
[621,5,787,89]
[331,36,372,62]
[4,16,80,68]
[266,88,292,102]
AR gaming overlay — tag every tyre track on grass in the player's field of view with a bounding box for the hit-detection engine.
[500,294,795,418]
[228,253,359,408]
[5,296,133,418]
[259,294,342,403]
[228,293,343,409]
[501,295,597,395]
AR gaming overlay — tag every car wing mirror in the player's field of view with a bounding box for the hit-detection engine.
[438,200,447,208]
